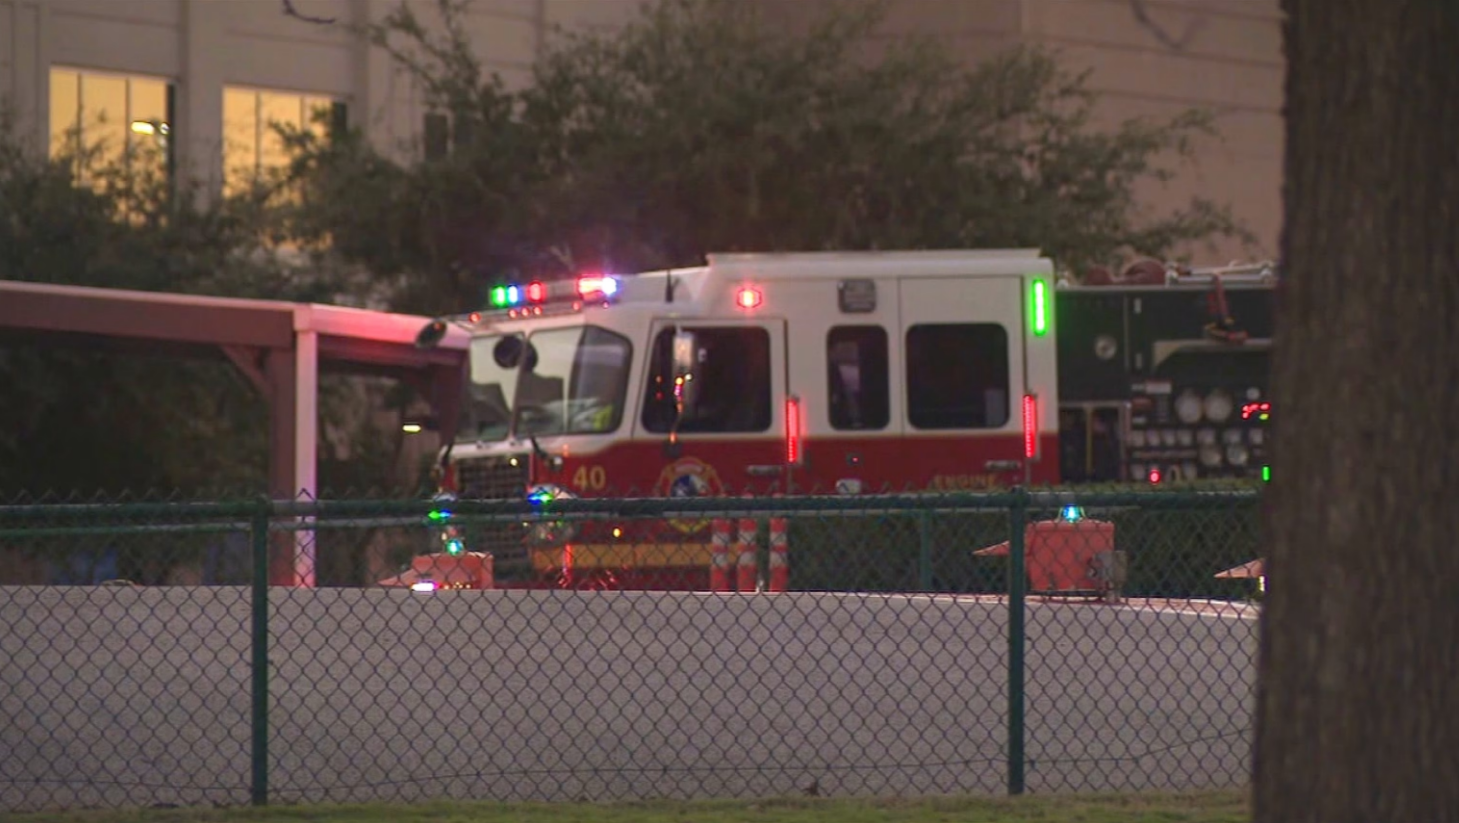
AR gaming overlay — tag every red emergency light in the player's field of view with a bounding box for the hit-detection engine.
[736,285,764,310]
[786,396,804,465]
[485,274,621,316]
[1022,394,1038,459]
[577,275,619,299]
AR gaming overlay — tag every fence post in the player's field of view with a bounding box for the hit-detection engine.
[250,497,271,806]
[1007,487,1028,795]
[917,509,933,590]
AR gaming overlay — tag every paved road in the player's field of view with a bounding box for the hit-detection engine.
[0,586,1256,811]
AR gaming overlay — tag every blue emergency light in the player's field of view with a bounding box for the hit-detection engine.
[488,275,621,309]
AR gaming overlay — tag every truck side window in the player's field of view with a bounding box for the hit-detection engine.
[642,327,771,433]
[827,326,889,431]
[905,323,1010,429]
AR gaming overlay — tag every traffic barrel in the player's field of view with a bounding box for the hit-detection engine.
[768,517,788,592]
[736,518,758,593]
[710,519,732,592]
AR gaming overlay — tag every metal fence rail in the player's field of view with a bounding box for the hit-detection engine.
[0,488,1263,812]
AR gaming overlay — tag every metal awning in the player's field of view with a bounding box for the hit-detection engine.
[0,279,470,586]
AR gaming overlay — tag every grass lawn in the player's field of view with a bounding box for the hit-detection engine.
[3,790,1248,823]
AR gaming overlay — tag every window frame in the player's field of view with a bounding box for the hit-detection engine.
[513,324,635,438]
[638,323,776,436]
[904,322,1013,431]
[826,324,891,432]
[48,66,175,185]
[222,84,345,197]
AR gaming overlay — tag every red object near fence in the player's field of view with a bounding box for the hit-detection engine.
[736,518,758,593]
[768,518,789,592]
[710,518,732,592]
[974,519,1116,594]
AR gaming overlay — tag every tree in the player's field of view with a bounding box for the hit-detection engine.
[280,0,1251,317]
[0,115,270,496]
[1252,2,1459,821]
[0,112,416,501]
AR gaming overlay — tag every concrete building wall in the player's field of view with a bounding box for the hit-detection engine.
[755,0,1284,263]
[1021,0,1284,262]
[0,0,646,182]
[2,0,1281,261]
[0,1,47,145]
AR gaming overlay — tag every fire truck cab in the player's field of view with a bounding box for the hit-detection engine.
[410,248,1274,588]
[436,249,1059,504]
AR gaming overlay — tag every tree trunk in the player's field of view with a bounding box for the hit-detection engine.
[1255,2,1459,821]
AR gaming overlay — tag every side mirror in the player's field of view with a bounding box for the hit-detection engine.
[671,330,699,416]
[415,319,449,350]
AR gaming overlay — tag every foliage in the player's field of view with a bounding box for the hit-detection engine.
[0,111,414,498]
[278,0,1252,316]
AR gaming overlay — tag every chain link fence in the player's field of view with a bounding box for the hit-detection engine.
[0,488,1262,812]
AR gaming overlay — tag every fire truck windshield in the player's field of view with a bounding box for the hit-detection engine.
[460,333,522,442]
[460,326,631,443]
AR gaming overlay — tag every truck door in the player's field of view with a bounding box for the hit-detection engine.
[635,318,790,495]
[897,276,1029,486]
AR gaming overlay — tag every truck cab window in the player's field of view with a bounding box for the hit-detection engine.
[827,326,889,430]
[905,323,1010,429]
[460,333,523,442]
[514,325,632,437]
[642,327,771,433]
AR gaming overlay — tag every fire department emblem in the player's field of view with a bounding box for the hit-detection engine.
[654,457,724,533]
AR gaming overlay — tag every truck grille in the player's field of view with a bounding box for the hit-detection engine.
[453,455,532,577]
[455,455,530,500]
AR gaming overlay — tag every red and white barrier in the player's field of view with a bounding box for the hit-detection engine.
[768,517,788,592]
[710,518,732,593]
[736,518,758,593]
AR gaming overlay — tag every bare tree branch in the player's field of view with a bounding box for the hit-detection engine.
[282,0,336,26]
[1129,0,1205,51]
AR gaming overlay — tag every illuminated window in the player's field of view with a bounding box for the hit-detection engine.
[49,67,171,183]
[223,86,343,198]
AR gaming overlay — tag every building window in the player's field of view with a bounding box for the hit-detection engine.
[421,111,477,161]
[49,67,172,183]
[641,327,772,434]
[423,112,450,161]
[223,86,343,198]
[905,323,1011,429]
[827,325,890,431]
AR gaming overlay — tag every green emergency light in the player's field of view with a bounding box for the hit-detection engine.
[1030,278,1048,336]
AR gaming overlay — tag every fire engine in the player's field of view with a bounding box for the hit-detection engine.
[401,249,1276,590]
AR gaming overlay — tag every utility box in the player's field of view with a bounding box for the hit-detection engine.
[974,519,1121,599]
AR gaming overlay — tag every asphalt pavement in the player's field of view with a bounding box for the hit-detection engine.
[0,586,1256,811]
